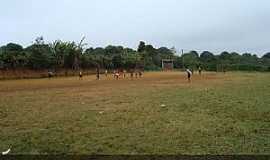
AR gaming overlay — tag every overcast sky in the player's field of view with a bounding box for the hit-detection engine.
[1,0,269,56]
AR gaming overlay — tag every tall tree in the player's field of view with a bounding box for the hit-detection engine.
[263,52,270,59]
[26,39,53,69]
[50,40,69,69]
[137,41,146,52]
[157,47,174,58]
[199,51,216,70]
[73,37,87,70]
[182,51,199,69]
[200,51,215,63]
[0,43,26,68]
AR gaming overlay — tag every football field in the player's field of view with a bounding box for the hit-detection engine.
[0,72,269,154]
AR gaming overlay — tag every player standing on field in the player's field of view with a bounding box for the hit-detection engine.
[130,70,134,79]
[186,68,192,83]
[139,70,143,78]
[123,69,127,78]
[198,66,202,75]
[105,69,108,77]
[79,71,83,80]
[96,67,100,80]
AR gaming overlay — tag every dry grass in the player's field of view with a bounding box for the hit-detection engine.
[0,72,269,154]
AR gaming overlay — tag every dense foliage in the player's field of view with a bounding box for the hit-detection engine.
[0,37,269,71]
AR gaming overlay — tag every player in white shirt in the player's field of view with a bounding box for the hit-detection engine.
[186,69,192,82]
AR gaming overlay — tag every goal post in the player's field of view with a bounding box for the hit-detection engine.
[162,59,174,71]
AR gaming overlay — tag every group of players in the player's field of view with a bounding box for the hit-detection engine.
[51,66,202,82]
[79,68,144,80]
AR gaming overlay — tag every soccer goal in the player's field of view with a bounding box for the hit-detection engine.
[162,59,174,71]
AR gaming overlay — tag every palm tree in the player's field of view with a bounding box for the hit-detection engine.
[73,37,87,70]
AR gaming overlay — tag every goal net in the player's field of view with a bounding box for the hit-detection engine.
[162,59,174,71]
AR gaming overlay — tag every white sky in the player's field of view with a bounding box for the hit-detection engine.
[1,0,270,56]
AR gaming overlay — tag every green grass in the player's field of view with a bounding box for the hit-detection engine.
[0,72,269,154]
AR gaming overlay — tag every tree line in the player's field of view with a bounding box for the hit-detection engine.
[0,37,269,72]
